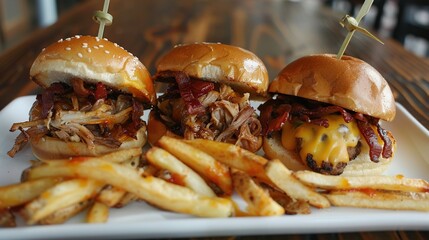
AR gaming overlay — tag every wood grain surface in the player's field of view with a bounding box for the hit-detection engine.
[0,0,428,239]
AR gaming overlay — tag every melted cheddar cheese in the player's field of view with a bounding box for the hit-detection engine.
[281,115,360,166]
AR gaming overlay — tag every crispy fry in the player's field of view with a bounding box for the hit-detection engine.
[0,209,16,228]
[86,202,109,223]
[23,179,103,225]
[0,178,61,208]
[232,171,284,216]
[158,136,232,195]
[147,147,216,197]
[97,185,127,207]
[260,182,311,215]
[114,192,138,208]
[41,148,143,165]
[265,159,330,208]
[325,190,429,211]
[294,171,429,192]
[38,200,90,225]
[184,139,270,182]
[27,159,234,218]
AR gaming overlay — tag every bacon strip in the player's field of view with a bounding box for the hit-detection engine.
[357,120,382,162]
[258,100,291,136]
[377,123,393,158]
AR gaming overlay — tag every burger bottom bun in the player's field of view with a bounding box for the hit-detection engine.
[263,131,395,176]
[147,110,181,146]
[30,125,147,161]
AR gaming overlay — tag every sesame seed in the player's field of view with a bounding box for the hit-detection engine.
[65,37,71,41]
[82,45,87,48]
[94,46,99,49]
[65,47,71,51]
[42,48,46,52]
[58,39,63,42]
[103,38,108,41]
[98,44,104,48]
[78,53,83,58]
[104,50,110,54]
[95,37,100,42]
[87,48,92,53]
[114,43,118,47]
[75,35,81,39]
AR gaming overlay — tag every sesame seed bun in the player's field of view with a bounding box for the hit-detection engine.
[30,35,156,104]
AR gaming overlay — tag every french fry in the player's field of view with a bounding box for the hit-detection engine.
[325,190,429,211]
[38,200,90,225]
[41,148,143,165]
[27,158,234,218]
[232,171,284,216]
[86,202,109,223]
[265,159,330,208]
[158,136,232,195]
[146,147,216,197]
[96,185,127,207]
[184,139,270,182]
[0,209,16,228]
[294,171,429,192]
[114,192,138,208]
[260,182,311,215]
[0,178,61,208]
[23,179,103,224]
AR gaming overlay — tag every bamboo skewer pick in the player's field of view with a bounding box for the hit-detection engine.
[93,0,112,38]
[336,0,383,59]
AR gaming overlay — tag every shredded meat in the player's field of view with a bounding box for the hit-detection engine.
[8,79,145,157]
[154,71,262,152]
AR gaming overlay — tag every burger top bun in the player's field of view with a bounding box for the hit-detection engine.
[30,35,156,105]
[269,54,396,121]
[156,42,269,96]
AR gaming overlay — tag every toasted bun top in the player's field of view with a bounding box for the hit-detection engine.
[30,35,156,104]
[269,54,396,121]
[156,42,269,96]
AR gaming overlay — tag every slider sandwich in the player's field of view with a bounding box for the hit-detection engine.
[8,35,156,160]
[148,43,268,152]
[259,54,396,176]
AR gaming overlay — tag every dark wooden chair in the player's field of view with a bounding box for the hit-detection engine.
[392,0,429,44]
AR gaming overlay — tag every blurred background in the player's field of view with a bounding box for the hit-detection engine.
[0,0,427,57]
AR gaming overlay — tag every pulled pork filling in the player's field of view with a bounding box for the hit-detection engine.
[8,78,145,157]
[154,71,262,152]
[258,94,393,174]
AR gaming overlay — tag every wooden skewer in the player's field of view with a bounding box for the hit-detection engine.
[93,0,112,39]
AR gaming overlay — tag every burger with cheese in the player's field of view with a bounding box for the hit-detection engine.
[8,35,156,160]
[259,54,396,176]
[148,42,268,152]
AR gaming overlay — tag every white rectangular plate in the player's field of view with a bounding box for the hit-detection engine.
[0,95,429,240]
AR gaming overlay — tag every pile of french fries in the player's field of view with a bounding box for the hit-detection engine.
[1,136,429,227]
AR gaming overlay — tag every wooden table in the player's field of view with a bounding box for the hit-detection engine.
[0,0,428,239]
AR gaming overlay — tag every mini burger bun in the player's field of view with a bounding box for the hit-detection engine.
[30,125,147,161]
[30,35,156,105]
[263,131,396,176]
[269,54,396,121]
[156,42,269,96]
